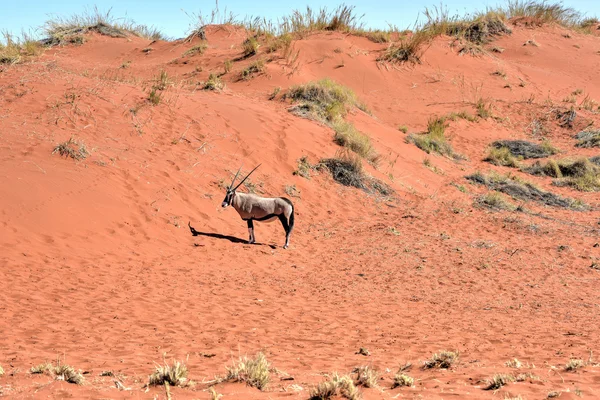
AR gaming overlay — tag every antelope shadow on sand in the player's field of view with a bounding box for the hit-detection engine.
[188,222,276,249]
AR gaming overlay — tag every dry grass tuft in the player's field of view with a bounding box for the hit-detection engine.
[240,59,265,81]
[565,358,585,372]
[485,146,521,167]
[0,31,42,64]
[485,373,514,390]
[209,386,223,400]
[353,366,378,388]
[423,351,459,369]
[309,373,360,400]
[503,0,587,28]
[226,352,271,390]
[524,158,600,192]
[490,139,558,159]
[392,371,414,388]
[505,358,522,368]
[477,191,516,211]
[242,36,260,57]
[332,119,377,163]
[148,360,188,387]
[575,130,600,148]
[286,79,376,162]
[42,6,163,45]
[467,171,585,209]
[293,156,314,179]
[319,150,393,196]
[53,137,89,160]
[286,78,367,122]
[55,364,85,385]
[30,361,84,384]
[407,116,463,160]
[319,151,366,190]
[378,30,430,64]
[202,73,224,91]
[183,43,208,57]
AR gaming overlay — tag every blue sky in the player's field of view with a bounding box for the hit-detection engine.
[1,0,598,40]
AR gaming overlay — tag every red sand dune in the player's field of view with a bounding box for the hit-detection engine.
[1,22,600,399]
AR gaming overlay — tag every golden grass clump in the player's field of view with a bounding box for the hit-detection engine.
[378,30,430,64]
[505,358,522,368]
[485,147,521,167]
[242,36,260,56]
[183,43,207,57]
[353,366,378,388]
[309,373,360,400]
[30,361,84,384]
[332,120,377,164]
[407,117,462,160]
[286,78,367,122]
[524,158,600,192]
[55,364,85,385]
[485,373,515,390]
[392,372,414,388]
[202,73,225,91]
[148,360,189,386]
[565,358,585,372]
[53,137,89,160]
[477,191,516,211]
[423,351,459,369]
[240,59,265,81]
[226,352,271,390]
[0,32,42,64]
[42,6,163,45]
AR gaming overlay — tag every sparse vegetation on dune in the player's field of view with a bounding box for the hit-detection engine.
[524,158,600,191]
[477,191,517,211]
[467,171,585,209]
[407,116,463,160]
[319,150,393,196]
[53,137,89,160]
[353,366,378,388]
[485,373,515,390]
[378,30,430,64]
[148,360,189,387]
[422,6,512,45]
[392,367,414,388]
[42,6,164,45]
[490,140,558,159]
[309,373,360,400]
[332,119,377,164]
[182,42,207,57]
[501,0,595,30]
[575,130,600,148]
[423,351,459,369]
[202,73,225,91]
[485,146,521,167]
[240,59,265,81]
[286,79,377,162]
[30,361,84,384]
[225,352,271,390]
[286,78,367,122]
[0,31,42,64]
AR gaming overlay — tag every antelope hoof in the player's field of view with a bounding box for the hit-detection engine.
[283,244,288,249]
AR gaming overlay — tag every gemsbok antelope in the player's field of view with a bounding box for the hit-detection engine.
[221,164,295,249]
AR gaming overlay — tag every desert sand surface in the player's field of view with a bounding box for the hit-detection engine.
[1,9,600,400]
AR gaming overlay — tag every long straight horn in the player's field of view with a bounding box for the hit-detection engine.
[229,165,243,189]
[232,164,261,191]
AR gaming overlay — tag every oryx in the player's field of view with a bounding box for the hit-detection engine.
[221,164,295,249]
